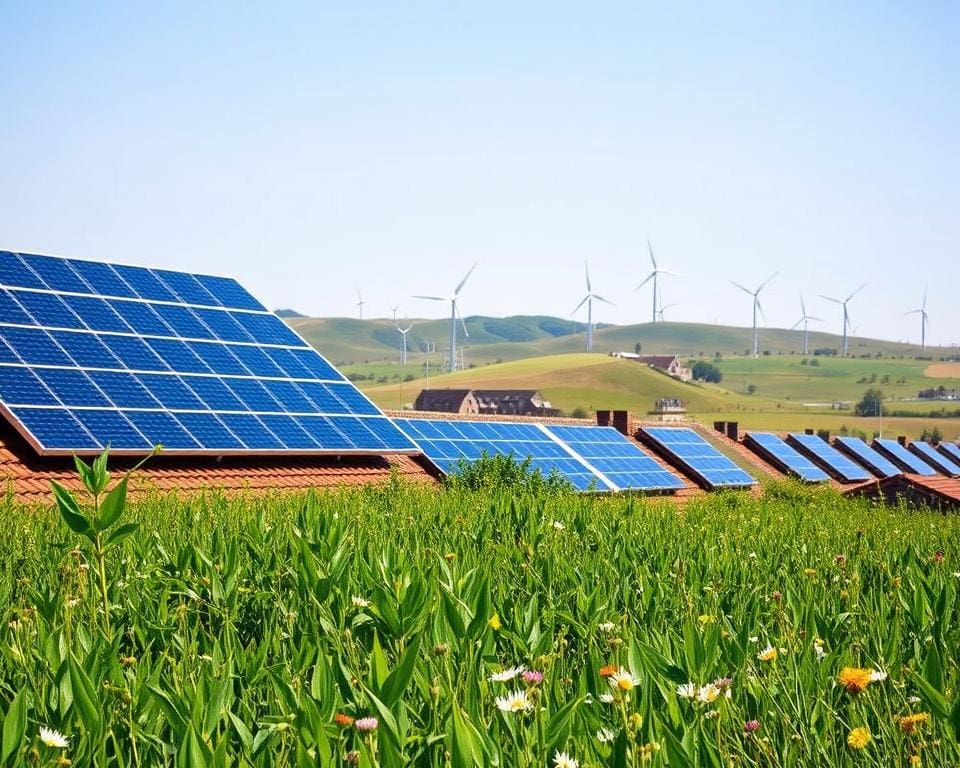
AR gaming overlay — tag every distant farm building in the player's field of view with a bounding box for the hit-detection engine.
[919,386,960,400]
[612,353,692,382]
[413,389,560,417]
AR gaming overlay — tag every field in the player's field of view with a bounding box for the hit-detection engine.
[2,464,960,766]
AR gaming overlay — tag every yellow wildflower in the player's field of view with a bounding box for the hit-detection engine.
[488,614,502,631]
[837,667,873,693]
[899,712,930,734]
[847,726,871,749]
[757,645,778,662]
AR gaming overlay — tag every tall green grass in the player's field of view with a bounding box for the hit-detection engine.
[1,477,958,766]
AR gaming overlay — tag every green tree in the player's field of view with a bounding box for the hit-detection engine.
[855,387,884,417]
[691,361,722,383]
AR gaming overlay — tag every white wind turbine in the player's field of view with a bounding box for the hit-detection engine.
[791,294,822,355]
[396,319,414,366]
[573,261,614,353]
[656,301,679,323]
[905,287,930,352]
[731,271,778,358]
[390,305,399,323]
[354,284,366,320]
[635,239,681,323]
[820,283,867,356]
[413,263,477,374]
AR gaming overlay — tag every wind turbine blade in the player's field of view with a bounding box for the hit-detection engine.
[731,281,753,295]
[807,315,823,322]
[647,238,657,269]
[454,262,478,296]
[584,261,591,292]
[790,318,803,331]
[819,295,842,305]
[412,295,448,301]
[354,282,362,300]
[593,294,615,306]
[572,295,589,314]
[635,272,655,291]
[800,294,807,317]
[756,298,766,324]
[922,285,928,310]
[661,302,680,311]
[904,309,922,316]
[758,270,779,292]
[846,282,868,302]
[455,302,469,338]
[658,270,683,278]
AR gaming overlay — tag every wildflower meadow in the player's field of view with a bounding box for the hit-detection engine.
[1,458,959,766]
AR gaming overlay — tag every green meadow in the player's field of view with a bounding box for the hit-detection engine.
[1,462,959,767]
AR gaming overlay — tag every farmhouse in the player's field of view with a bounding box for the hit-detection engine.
[413,389,480,414]
[413,389,560,417]
[637,355,692,381]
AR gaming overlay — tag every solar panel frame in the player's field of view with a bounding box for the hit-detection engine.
[872,438,938,476]
[832,436,902,478]
[784,433,873,483]
[743,431,830,483]
[0,250,417,456]
[639,426,756,489]
[938,441,960,465]
[908,440,960,477]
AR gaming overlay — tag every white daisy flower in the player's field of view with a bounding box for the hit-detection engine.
[488,666,525,683]
[553,750,578,768]
[596,727,616,744]
[676,682,698,699]
[697,683,721,704]
[39,727,69,749]
[869,669,887,682]
[599,692,615,704]
[552,521,565,531]
[351,596,371,608]
[607,668,641,693]
[598,621,616,633]
[495,690,532,713]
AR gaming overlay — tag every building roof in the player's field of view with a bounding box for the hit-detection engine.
[413,389,474,411]
[0,421,434,504]
[844,473,960,511]
[637,355,682,368]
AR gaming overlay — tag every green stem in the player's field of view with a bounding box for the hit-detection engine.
[95,531,111,636]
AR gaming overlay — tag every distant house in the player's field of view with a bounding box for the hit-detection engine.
[634,355,692,382]
[919,386,960,400]
[413,389,479,414]
[413,389,560,417]
[473,390,560,417]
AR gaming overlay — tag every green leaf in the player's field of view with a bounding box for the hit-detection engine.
[68,653,101,734]
[450,704,484,768]
[544,695,582,754]
[51,481,91,537]
[381,635,421,707]
[106,522,140,549]
[1,689,26,765]
[98,476,128,530]
[177,725,211,768]
[92,450,111,495]
[907,671,951,720]
[228,712,253,754]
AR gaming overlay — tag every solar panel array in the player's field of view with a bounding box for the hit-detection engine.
[872,438,937,476]
[639,427,756,489]
[744,431,830,483]
[545,425,685,491]
[833,436,902,478]
[786,433,872,482]
[0,251,416,455]
[909,441,960,477]
[392,419,688,492]
[938,441,960,466]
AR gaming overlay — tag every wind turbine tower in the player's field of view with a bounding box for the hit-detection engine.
[396,320,414,366]
[731,272,778,358]
[413,263,477,374]
[573,261,613,352]
[635,239,681,323]
[791,294,822,355]
[354,284,366,320]
[905,287,930,352]
[820,283,867,356]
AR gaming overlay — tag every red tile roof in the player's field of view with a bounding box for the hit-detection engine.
[844,473,960,511]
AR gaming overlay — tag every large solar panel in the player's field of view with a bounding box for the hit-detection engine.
[391,418,610,491]
[639,427,756,489]
[743,432,830,483]
[938,441,960,465]
[872,438,937,476]
[908,441,960,477]
[833,436,902,478]
[0,250,416,455]
[785,433,872,483]
[543,425,686,491]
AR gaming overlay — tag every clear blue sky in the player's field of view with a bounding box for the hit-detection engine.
[1,2,957,346]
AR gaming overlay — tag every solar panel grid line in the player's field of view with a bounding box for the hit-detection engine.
[784,433,873,483]
[743,432,830,483]
[0,251,416,455]
[638,426,756,490]
[908,441,960,477]
[871,438,938,476]
[938,442,960,465]
[533,423,618,491]
[831,436,902,478]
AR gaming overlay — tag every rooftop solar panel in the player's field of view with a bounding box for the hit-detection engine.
[0,250,416,456]
[785,433,872,483]
[908,441,960,477]
[743,432,830,483]
[542,424,686,491]
[872,438,937,476]
[938,442,960,465]
[639,427,756,489]
[392,417,610,491]
[832,436,902,478]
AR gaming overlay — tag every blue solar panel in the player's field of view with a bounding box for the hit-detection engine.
[908,441,960,476]
[785,433,872,483]
[544,424,685,491]
[872,438,937,476]
[744,432,830,483]
[394,418,611,491]
[833,436,901,478]
[938,442,960,465]
[0,250,415,455]
[640,427,756,489]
